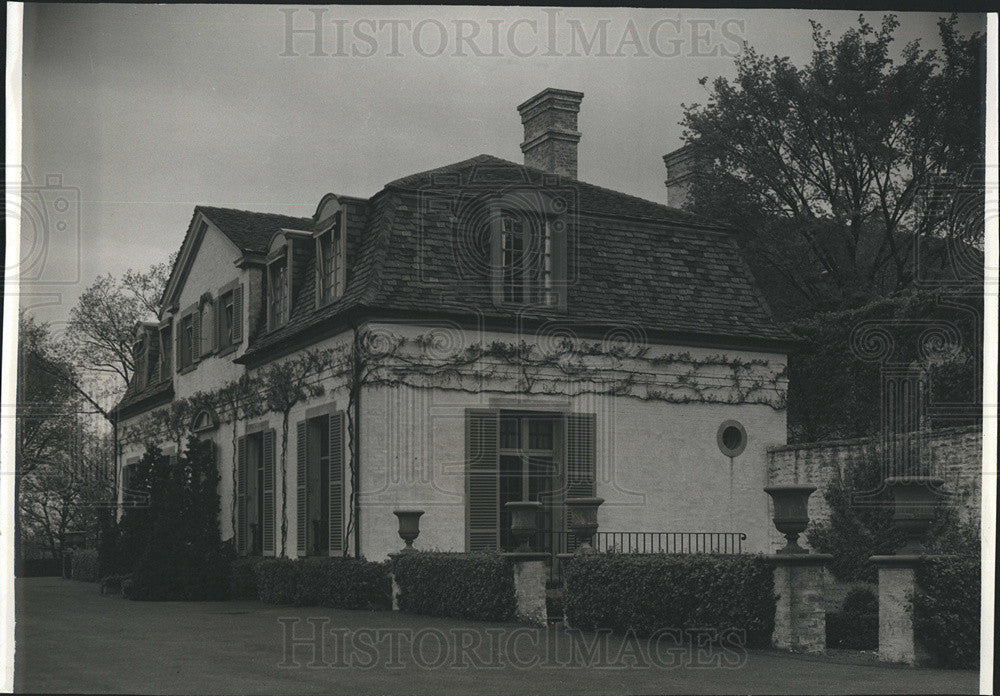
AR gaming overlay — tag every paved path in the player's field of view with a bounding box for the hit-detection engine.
[14,577,978,694]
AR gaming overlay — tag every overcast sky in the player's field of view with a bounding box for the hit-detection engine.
[17,4,985,329]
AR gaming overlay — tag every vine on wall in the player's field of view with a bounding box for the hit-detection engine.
[121,330,788,556]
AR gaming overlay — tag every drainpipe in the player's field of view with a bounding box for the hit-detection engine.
[352,323,362,559]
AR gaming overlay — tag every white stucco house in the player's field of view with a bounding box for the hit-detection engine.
[114,88,794,565]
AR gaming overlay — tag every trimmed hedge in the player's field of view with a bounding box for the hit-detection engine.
[250,557,391,610]
[563,554,776,647]
[229,557,267,600]
[392,552,516,622]
[914,555,980,669]
[826,588,877,650]
[70,550,100,582]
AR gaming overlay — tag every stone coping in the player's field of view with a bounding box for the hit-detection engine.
[764,553,833,566]
[870,554,957,567]
[767,424,982,454]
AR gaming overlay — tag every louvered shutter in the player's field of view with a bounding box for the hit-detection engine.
[175,319,182,370]
[565,413,597,552]
[490,214,504,306]
[232,285,244,343]
[296,421,308,556]
[192,311,201,362]
[466,409,499,551]
[329,411,345,555]
[262,429,276,554]
[236,436,247,554]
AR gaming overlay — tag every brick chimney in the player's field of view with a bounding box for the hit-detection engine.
[517,88,584,179]
[662,144,699,208]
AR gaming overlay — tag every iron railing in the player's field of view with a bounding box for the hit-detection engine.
[524,531,748,586]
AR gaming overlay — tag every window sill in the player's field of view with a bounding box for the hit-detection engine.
[216,343,239,359]
[178,364,196,376]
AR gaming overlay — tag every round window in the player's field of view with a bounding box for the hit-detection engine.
[717,420,747,457]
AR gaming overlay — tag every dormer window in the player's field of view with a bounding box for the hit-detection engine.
[132,336,147,390]
[496,211,559,307]
[317,223,345,306]
[267,253,289,331]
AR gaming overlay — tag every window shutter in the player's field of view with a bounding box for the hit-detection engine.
[565,413,596,552]
[232,285,244,343]
[175,320,182,370]
[296,420,307,556]
[236,436,247,554]
[329,411,345,554]
[205,300,216,355]
[192,311,202,362]
[490,213,504,306]
[262,429,276,554]
[466,409,499,551]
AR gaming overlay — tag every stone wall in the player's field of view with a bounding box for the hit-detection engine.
[766,425,983,610]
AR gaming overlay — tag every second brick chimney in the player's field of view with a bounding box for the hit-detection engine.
[517,88,584,179]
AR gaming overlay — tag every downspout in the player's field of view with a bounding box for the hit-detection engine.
[352,323,362,559]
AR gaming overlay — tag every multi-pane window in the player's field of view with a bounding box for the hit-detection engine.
[218,291,235,349]
[268,260,288,330]
[179,315,194,369]
[159,325,172,377]
[317,225,345,305]
[500,213,555,307]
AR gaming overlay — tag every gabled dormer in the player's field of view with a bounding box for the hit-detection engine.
[131,321,160,390]
[264,228,312,332]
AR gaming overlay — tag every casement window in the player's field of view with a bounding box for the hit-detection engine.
[465,409,595,553]
[236,428,276,556]
[158,324,172,377]
[176,313,197,371]
[267,257,289,331]
[216,284,244,352]
[295,411,345,556]
[132,337,147,390]
[122,458,140,506]
[316,224,346,306]
[492,210,566,309]
[198,295,215,358]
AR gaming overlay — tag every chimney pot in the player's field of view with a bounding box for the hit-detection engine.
[517,88,584,179]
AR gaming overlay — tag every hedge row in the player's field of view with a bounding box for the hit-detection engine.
[826,588,877,650]
[231,557,391,610]
[392,552,516,622]
[70,550,100,582]
[914,555,980,669]
[563,554,776,647]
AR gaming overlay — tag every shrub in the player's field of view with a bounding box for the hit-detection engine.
[392,552,516,622]
[826,588,878,650]
[254,557,391,610]
[117,438,231,601]
[70,549,100,582]
[563,554,776,647]
[20,558,62,577]
[914,553,980,669]
[229,557,267,600]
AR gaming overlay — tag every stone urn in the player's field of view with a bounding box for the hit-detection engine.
[505,501,542,552]
[392,509,424,553]
[885,476,945,554]
[566,497,604,554]
[764,485,816,554]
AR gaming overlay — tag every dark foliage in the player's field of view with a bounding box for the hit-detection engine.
[391,552,516,622]
[19,558,62,577]
[115,438,230,600]
[70,549,100,582]
[807,451,968,583]
[228,556,267,600]
[913,527,980,669]
[787,290,980,442]
[562,554,775,647]
[826,588,878,650]
[252,557,391,610]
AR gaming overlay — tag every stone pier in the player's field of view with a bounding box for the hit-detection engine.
[871,555,934,665]
[769,554,830,653]
[504,552,548,626]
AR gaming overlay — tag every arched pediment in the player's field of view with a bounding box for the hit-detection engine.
[191,408,219,434]
[314,194,342,232]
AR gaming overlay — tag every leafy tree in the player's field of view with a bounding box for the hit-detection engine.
[66,257,173,389]
[681,15,985,318]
